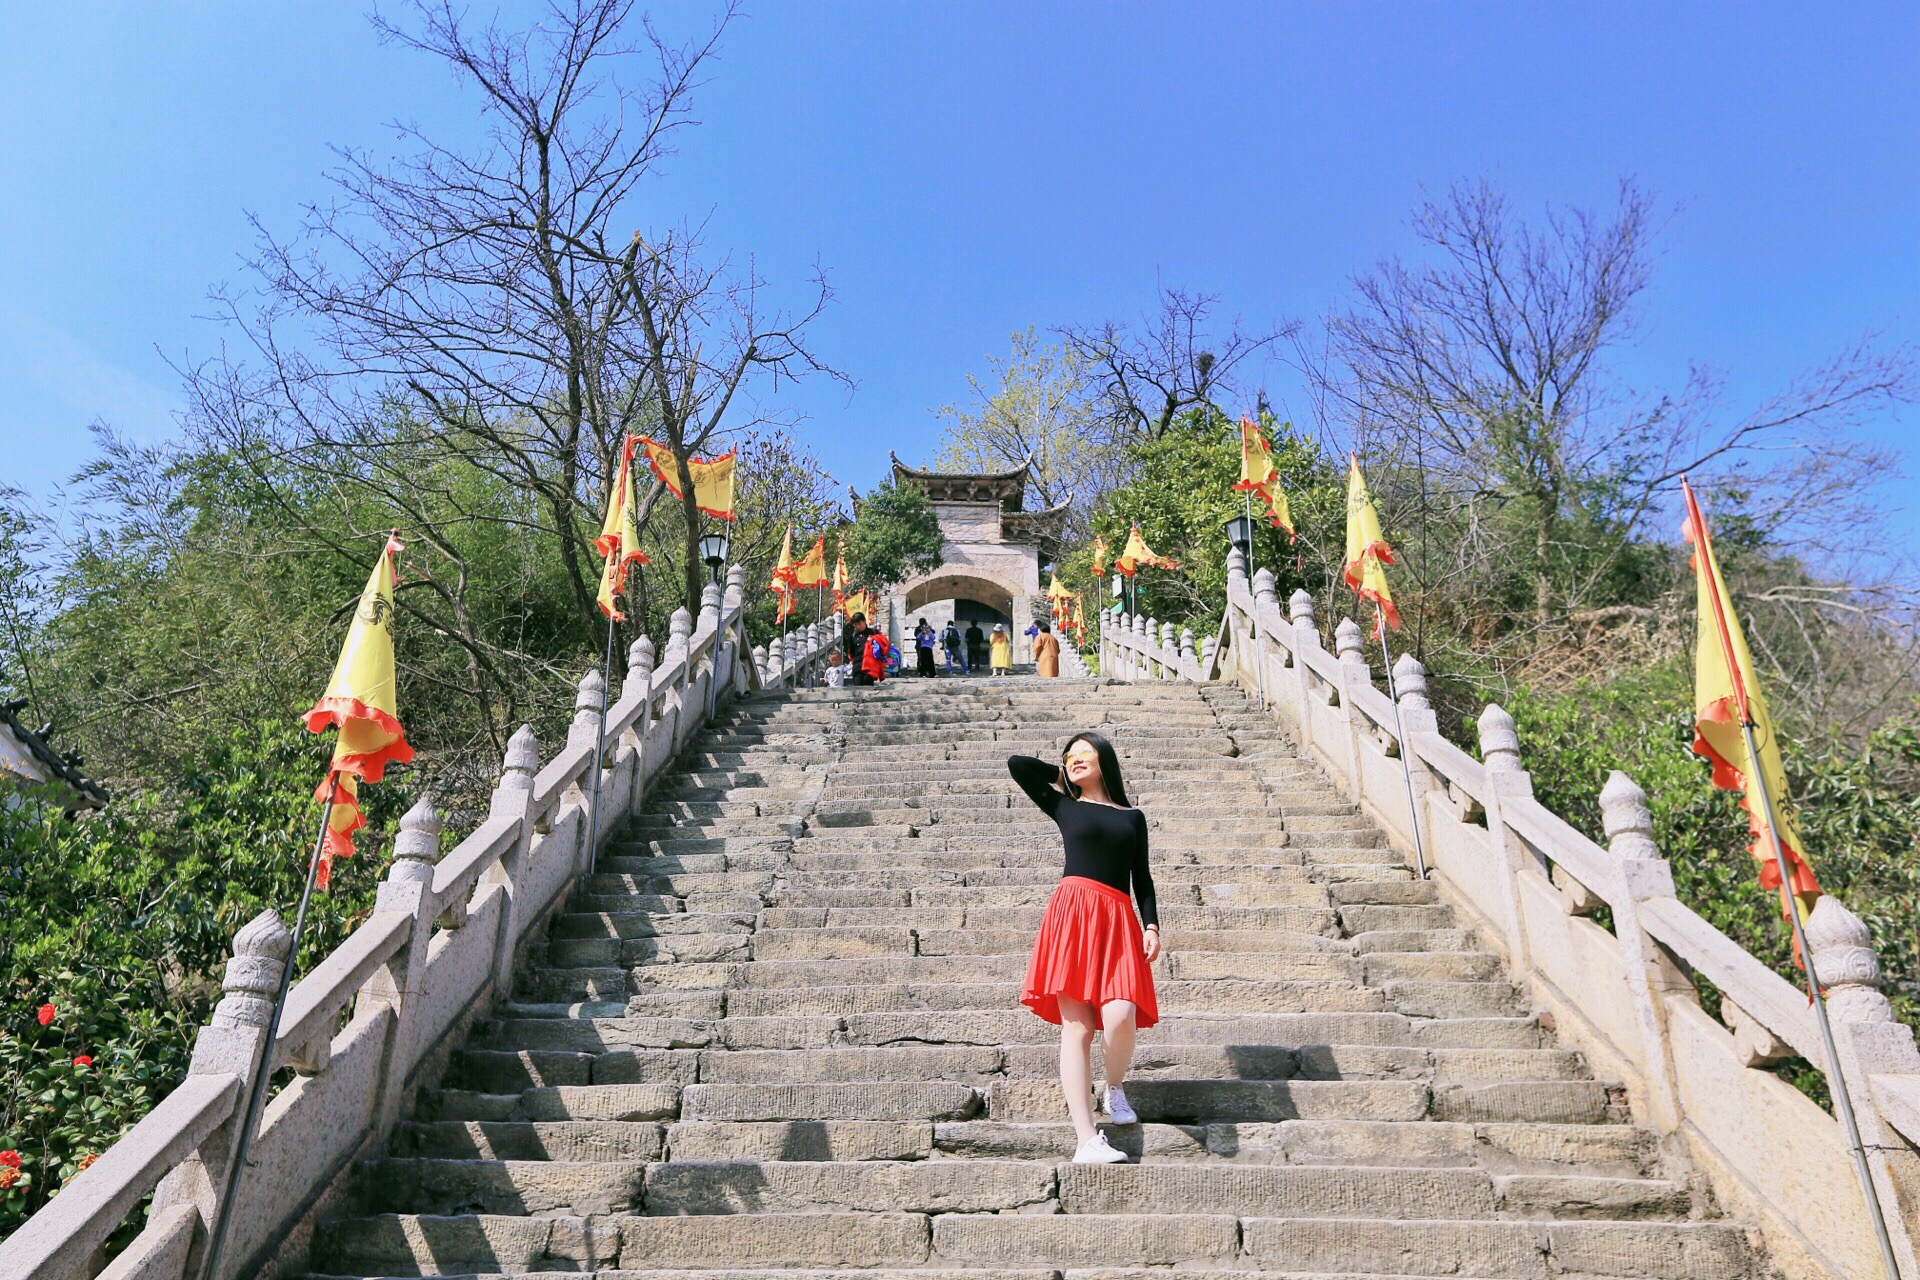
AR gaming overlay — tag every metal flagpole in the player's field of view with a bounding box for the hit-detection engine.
[584,613,618,877]
[1375,606,1429,881]
[1741,718,1899,1280]
[199,775,340,1280]
[1689,483,1899,1276]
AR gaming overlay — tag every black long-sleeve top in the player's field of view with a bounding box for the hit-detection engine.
[1008,754,1158,928]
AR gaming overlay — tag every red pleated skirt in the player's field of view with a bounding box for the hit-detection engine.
[1020,876,1159,1029]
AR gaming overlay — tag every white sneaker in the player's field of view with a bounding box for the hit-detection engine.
[1105,1085,1137,1125]
[1072,1133,1129,1164]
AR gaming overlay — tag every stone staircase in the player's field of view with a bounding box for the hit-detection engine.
[306,678,1764,1279]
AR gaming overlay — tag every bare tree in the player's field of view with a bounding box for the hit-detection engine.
[619,227,840,614]
[171,0,844,748]
[1306,178,1918,640]
[1059,285,1296,439]
[933,328,1126,533]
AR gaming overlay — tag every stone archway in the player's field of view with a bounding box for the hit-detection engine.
[904,572,1016,618]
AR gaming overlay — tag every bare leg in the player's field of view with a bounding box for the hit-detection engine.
[1101,999,1138,1089]
[1055,995,1100,1145]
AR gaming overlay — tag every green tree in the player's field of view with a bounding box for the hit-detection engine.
[844,480,943,594]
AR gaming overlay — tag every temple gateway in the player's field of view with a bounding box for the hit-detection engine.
[881,453,1069,665]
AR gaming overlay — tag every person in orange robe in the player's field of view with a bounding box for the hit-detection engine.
[1034,621,1061,678]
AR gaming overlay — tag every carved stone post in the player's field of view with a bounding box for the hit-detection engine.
[151,910,293,1279]
[667,606,693,665]
[625,633,657,701]
[1179,627,1197,678]
[486,724,539,999]
[1805,898,1920,1274]
[356,797,443,1136]
[1240,568,1276,702]
[1475,704,1537,972]
[766,637,786,686]
[724,563,747,612]
[1331,618,1370,799]
[1391,653,1441,864]
[565,670,607,869]
[618,634,656,815]
[1595,771,1692,1136]
[1200,635,1216,675]
[666,608,694,751]
[1287,588,1318,754]
[752,644,770,686]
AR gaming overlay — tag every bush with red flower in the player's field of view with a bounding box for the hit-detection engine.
[0,733,394,1243]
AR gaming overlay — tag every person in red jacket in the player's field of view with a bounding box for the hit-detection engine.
[860,623,891,684]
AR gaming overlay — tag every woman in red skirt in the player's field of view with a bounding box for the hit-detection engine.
[1009,734,1160,1164]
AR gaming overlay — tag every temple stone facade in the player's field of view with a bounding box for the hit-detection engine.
[884,454,1068,665]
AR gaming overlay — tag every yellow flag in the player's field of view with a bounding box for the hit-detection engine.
[831,540,849,613]
[792,534,829,588]
[641,437,737,520]
[595,436,649,620]
[1091,534,1108,579]
[1343,458,1399,634]
[1233,416,1291,538]
[1046,572,1071,602]
[303,535,413,887]
[769,525,796,592]
[1113,524,1177,578]
[1682,479,1821,928]
[843,589,875,622]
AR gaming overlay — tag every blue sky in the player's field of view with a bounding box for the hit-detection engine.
[4,3,1916,534]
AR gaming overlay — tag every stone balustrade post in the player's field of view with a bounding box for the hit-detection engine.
[724,563,746,613]
[666,606,693,666]
[620,634,656,814]
[766,637,786,685]
[1391,653,1441,862]
[1474,705,1538,972]
[1286,588,1318,752]
[1805,898,1920,1275]
[666,608,695,751]
[752,645,769,685]
[565,670,608,867]
[1240,568,1278,699]
[1179,627,1197,677]
[150,910,293,1280]
[1595,771,1693,1136]
[485,725,539,999]
[1332,618,1370,799]
[625,634,657,701]
[355,796,445,1136]
[1200,635,1216,675]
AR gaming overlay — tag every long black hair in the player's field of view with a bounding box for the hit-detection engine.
[1061,731,1131,808]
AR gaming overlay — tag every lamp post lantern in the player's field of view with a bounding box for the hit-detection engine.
[698,532,730,585]
[1224,513,1256,559]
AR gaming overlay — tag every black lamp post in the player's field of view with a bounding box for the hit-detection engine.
[1224,512,1256,560]
[698,531,730,585]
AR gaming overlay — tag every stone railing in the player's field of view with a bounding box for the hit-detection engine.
[1056,632,1093,678]
[0,568,839,1280]
[1104,548,1920,1280]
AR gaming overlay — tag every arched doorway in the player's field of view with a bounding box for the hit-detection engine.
[899,572,1018,668]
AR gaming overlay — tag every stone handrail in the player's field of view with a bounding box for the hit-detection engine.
[1102,547,1920,1280]
[0,566,839,1280]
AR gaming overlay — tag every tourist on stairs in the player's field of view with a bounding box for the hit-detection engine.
[915,618,938,677]
[943,620,967,674]
[1033,620,1060,678]
[1008,735,1160,1164]
[989,622,1012,674]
